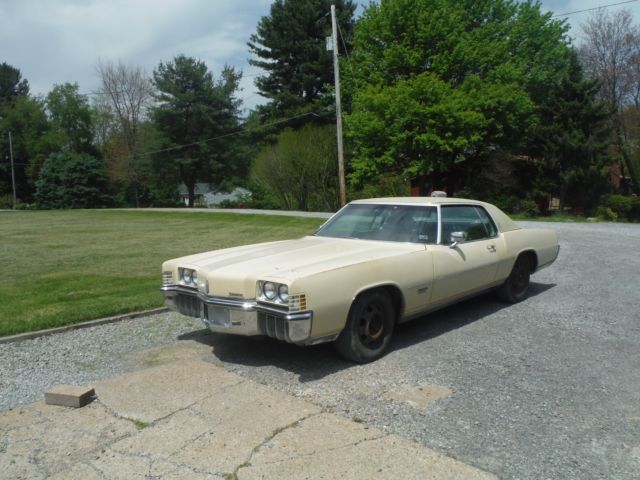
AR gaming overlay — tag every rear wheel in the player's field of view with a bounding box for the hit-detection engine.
[497,254,531,303]
[335,290,395,363]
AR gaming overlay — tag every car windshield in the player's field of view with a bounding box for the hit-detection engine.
[315,204,438,244]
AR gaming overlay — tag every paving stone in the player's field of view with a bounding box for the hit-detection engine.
[45,384,95,408]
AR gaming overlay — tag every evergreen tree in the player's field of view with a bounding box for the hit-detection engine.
[152,55,245,206]
[532,50,612,212]
[0,62,29,111]
[248,0,356,125]
[35,152,109,209]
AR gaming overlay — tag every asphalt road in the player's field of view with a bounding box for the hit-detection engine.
[2,221,639,479]
[188,221,640,480]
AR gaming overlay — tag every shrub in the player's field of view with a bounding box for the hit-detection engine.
[0,194,14,209]
[599,194,640,222]
[35,152,110,209]
[595,206,618,222]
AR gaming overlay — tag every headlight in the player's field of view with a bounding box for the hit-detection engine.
[179,267,198,287]
[263,282,277,300]
[278,284,289,302]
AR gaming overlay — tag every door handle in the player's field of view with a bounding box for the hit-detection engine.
[487,245,496,253]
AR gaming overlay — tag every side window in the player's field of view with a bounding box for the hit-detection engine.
[440,205,496,243]
[473,206,498,238]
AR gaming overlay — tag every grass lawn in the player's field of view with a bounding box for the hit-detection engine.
[0,210,325,336]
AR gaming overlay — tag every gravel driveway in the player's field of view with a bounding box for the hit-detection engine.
[2,221,639,480]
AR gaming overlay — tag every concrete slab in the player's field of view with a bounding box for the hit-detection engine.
[95,359,241,423]
[240,434,497,480]
[0,356,496,480]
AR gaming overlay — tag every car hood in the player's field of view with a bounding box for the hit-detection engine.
[163,235,423,296]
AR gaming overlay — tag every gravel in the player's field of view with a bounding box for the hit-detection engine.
[2,221,639,480]
[0,312,203,410]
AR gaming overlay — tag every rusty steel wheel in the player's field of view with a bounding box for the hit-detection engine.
[335,290,395,363]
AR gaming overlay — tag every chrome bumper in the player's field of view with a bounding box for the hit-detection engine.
[161,286,314,345]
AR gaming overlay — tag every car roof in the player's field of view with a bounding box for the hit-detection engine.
[351,196,484,206]
[349,197,521,232]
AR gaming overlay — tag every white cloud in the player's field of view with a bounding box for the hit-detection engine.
[0,0,272,110]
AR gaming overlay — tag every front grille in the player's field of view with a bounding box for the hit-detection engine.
[258,312,289,342]
[176,294,199,317]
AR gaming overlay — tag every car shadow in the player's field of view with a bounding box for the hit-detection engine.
[178,282,556,382]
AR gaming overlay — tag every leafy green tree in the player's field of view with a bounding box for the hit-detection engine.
[345,0,571,193]
[152,55,245,206]
[0,95,51,201]
[251,124,339,211]
[248,0,356,124]
[0,63,33,200]
[45,83,95,154]
[35,152,109,208]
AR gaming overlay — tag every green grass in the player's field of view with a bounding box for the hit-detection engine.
[509,213,592,222]
[0,210,324,336]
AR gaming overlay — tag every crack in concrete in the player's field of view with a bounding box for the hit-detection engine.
[252,428,391,467]
[87,461,110,480]
[229,411,323,479]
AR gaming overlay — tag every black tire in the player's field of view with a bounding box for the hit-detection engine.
[497,254,531,303]
[335,290,395,363]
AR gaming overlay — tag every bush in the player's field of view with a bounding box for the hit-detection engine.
[35,152,110,209]
[518,199,540,216]
[0,194,14,209]
[485,195,540,216]
[599,194,640,222]
[596,206,618,222]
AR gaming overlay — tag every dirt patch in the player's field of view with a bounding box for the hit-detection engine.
[384,383,453,410]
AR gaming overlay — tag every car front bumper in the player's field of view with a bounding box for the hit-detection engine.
[161,286,315,345]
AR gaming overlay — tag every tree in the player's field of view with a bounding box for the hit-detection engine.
[45,83,95,154]
[251,124,339,211]
[0,95,51,201]
[248,0,356,124]
[152,55,245,206]
[345,0,569,193]
[531,50,612,212]
[96,60,155,206]
[0,62,29,110]
[579,8,640,192]
[35,152,109,208]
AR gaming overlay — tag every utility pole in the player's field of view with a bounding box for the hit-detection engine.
[330,4,347,206]
[8,131,16,209]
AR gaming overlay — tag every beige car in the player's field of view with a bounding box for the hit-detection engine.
[161,197,559,362]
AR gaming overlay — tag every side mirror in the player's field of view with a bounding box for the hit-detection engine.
[449,231,466,248]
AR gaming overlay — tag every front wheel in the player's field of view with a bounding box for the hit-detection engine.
[335,290,395,363]
[497,255,531,303]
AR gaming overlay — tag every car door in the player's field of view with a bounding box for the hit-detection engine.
[429,204,501,304]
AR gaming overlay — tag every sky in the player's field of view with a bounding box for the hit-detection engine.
[1,0,639,114]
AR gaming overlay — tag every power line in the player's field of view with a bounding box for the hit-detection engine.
[553,0,639,17]
[115,111,321,161]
